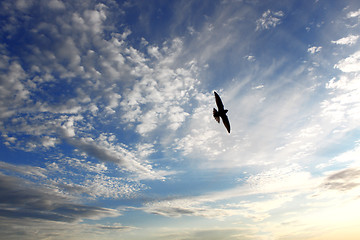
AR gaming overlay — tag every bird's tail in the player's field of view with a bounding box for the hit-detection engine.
[213,108,220,123]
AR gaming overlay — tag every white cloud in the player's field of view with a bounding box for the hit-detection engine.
[334,50,360,72]
[136,143,156,158]
[333,144,360,166]
[239,193,296,222]
[246,164,315,193]
[307,46,322,54]
[331,34,359,45]
[256,10,284,31]
[245,55,256,62]
[252,84,264,90]
[56,174,146,199]
[44,156,151,200]
[0,161,47,178]
[317,141,360,170]
[60,133,169,180]
[119,39,200,136]
[172,63,326,169]
[1,1,360,239]
[0,0,187,185]
[0,61,29,119]
[139,164,318,222]
[322,71,360,130]
[347,9,360,18]
[139,162,360,229]
[172,92,224,158]
[41,136,59,148]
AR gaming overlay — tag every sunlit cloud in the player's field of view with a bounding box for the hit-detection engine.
[334,50,360,72]
[1,0,360,239]
[308,46,322,54]
[332,34,359,45]
[347,9,360,18]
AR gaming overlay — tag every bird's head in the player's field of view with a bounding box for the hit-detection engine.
[224,109,228,113]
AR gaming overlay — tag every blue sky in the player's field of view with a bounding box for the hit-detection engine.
[1,0,360,239]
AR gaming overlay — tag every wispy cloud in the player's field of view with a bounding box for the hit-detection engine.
[139,164,317,221]
[0,161,47,178]
[0,173,119,223]
[58,128,174,181]
[322,168,360,191]
[331,34,359,45]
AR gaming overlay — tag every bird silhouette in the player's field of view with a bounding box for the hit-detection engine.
[213,91,230,133]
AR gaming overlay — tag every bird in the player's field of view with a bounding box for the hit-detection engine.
[213,91,230,133]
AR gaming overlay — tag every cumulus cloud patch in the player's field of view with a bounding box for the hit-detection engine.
[256,10,284,31]
[307,46,322,54]
[119,39,200,136]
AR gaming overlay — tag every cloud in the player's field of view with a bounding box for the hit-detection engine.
[52,173,146,199]
[142,197,237,220]
[172,60,327,169]
[322,70,360,129]
[0,161,47,178]
[119,38,200,136]
[334,50,360,72]
[59,130,172,180]
[0,217,136,240]
[41,155,150,200]
[347,9,360,18]
[0,173,119,223]
[0,140,153,201]
[0,0,182,186]
[331,34,359,45]
[245,164,314,193]
[1,0,203,156]
[307,46,322,54]
[157,228,250,240]
[0,60,29,119]
[140,164,316,221]
[48,0,65,10]
[245,55,256,62]
[322,168,360,191]
[96,223,136,231]
[170,114,227,163]
[256,10,284,31]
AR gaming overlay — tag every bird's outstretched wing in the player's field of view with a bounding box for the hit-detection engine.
[221,114,231,133]
[213,108,220,123]
[214,91,224,111]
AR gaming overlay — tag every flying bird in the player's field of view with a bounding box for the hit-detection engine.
[213,91,231,133]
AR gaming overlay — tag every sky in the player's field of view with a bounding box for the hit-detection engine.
[1,0,360,239]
